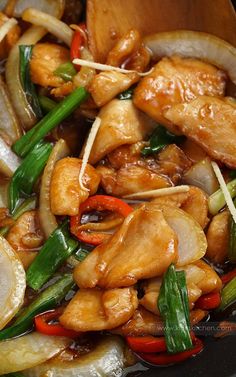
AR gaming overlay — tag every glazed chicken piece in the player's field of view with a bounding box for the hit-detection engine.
[133,56,226,132]
[0,12,21,59]
[164,96,236,169]
[50,158,100,216]
[74,205,177,289]
[97,143,191,197]
[87,99,155,164]
[140,260,222,315]
[59,287,138,331]
[206,210,230,264]
[30,43,70,88]
[6,210,44,269]
[180,186,209,229]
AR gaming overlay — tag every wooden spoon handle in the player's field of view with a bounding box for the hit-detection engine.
[87,0,236,62]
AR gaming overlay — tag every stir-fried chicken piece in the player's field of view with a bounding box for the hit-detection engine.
[133,56,226,132]
[0,12,21,59]
[140,261,222,315]
[6,210,44,269]
[50,158,100,216]
[165,96,236,169]
[206,210,230,264]
[181,139,207,163]
[181,186,209,229]
[74,205,177,289]
[30,43,70,88]
[59,287,138,331]
[87,99,155,164]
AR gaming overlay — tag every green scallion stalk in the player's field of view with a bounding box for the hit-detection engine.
[19,45,42,119]
[208,178,236,215]
[118,87,134,100]
[141,125,185,156]
[176,270,191,329]
[219,276,236,311]
[158,264,192,354]
[13,87,89,158]
[228,198,236,263]
[8,141,52,215]
[0,273,74,341]
[73,242,93,262]
[26,220,78,290]
[38,95,57,113]
[54,61,77,82]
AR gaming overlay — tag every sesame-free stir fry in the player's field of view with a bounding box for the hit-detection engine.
[1,1,236,376]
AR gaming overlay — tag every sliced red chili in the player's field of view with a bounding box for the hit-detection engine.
[70,23,86,70]
[138,337,203,366]
[221,268,236,285]
[195,292,221,310]
[70,195,133,245]
[35,309,80,338]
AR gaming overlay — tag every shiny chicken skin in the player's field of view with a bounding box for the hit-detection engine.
[59,287,138,332]
[50,157,100,216]
[133,56,226,132]
[164,96,236,169]
[74,205,177,289]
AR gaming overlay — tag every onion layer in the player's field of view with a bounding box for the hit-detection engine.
[39,139,70,238]
[144,30,236,85]
[0,332,70,374]
[0,236,26,330]
[24,336,125,377]
[0,136,21,177]
[0,0,65,18]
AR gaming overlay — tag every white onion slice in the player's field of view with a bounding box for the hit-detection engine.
[0,136,21,177]
[0,332,70,375]
[0,17,17,43]
[123,185,190,199]
[39,139,70,238]
[0,180,9,208]
[144,30,236,84]
[0,236,26,330]
[22,8,73,47]
[13,0,65,18]
[24,336,125,377]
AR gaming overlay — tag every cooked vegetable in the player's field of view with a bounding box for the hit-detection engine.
[141,125,184,156]
[5,0,65,18]
[127,336,167,353]
[158,264,192,354]
[70,195,133,245]
[9,141,52,214]
[228,198,236,263]
[124,185,190,199]
[219,277,236,311]
[54,61,77,82]
[222,268,236,285]
[0,332,70,375]
[38,95,57,113]
[208,178,236,215]
[0,136,21,178]
[35,309,80,338]
[118,87,134,100]
[26,221,78,290]
[0,236,26,330]
[195,292,221,310]
[0,17,17,43]
[138,337,203,365]
[70,26,86,70]
[39,139,70,238]
[13,87,88,158]
[19,45,42,119]
[0,273,74,340]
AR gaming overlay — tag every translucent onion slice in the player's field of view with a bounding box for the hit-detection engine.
[5,25,47,130]
[22,8,73,47]
[39,139,70,239]
[0,136,21,177]
[0,180,9,207]
[0,236,26,330]
[144,30,236,84]
[24,336,125,377]
[160,205,207,266]
[0,332,70,375]
[13,0,65,18]
[0,17,17,42]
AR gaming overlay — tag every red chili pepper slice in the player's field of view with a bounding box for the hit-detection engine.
[70,23,86,70]
[70,195,133,245]
[221,268,236,284]
[35,309,80,338]
[138,337,203,366]
[195,292,221,310]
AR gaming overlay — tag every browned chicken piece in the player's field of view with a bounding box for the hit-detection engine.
[181,139,207,163]
[133,56,226,133]
[181,186,209,229]
[206,210,230,264]
[165,96,236,169]
[50,158,100,216]
[6,210,44,269]
[51,81,75,98]
[30,43,70,88]
[152,192,190,208]
[0,12,21,60]
[59,287,138,331]
[195,260,222,293]
[89,71,139,107]
[88,99,155,165]
[74,205,177,289]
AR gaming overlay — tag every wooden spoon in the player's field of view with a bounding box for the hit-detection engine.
[87,0,236,62]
